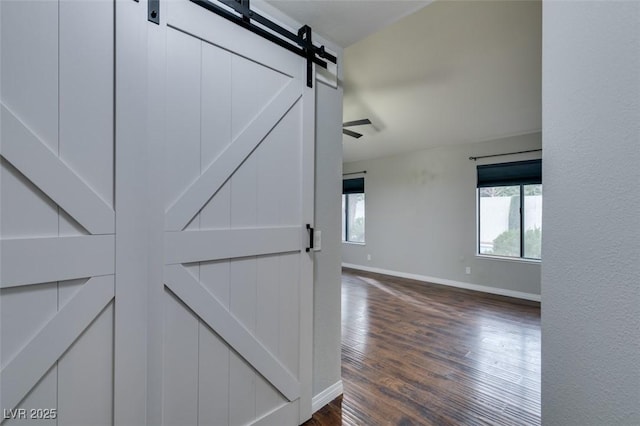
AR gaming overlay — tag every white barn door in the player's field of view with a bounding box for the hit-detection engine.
[0,1,117,425]
[147,1,315,425]
[1,1,314,424]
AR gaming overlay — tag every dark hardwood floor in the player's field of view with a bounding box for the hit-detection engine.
[305,268,541,426]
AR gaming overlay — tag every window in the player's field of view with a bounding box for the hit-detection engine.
[342,177,365,243]
[477,160,542,260]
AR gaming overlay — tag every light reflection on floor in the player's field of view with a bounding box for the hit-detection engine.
[335,269,541,425]
[341,279,370,353]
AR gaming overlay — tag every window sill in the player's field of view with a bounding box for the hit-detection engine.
[342,241,366,246]
[476,254,541,265]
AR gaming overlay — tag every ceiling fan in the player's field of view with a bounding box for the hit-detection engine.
[342,119,372,139]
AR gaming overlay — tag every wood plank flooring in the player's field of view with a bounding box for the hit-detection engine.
[305,268,541,425]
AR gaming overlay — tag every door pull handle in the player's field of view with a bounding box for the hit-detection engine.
[306,224,314,252]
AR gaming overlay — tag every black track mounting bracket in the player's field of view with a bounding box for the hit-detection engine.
[298,25,315,88]
[148,0,160,24]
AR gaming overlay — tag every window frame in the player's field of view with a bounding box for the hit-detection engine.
[342,178,365,244]
[476,160,542,261]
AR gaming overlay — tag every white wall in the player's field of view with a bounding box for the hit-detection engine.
[343,132,542,299]
[542,2,640,424]
[312,79,343,398]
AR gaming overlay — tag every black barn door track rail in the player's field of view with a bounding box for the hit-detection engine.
[149,0,337,88]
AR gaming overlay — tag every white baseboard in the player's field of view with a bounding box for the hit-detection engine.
[342,263,541,302]
[311,380,343,414]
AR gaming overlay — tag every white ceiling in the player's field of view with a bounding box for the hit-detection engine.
[264,0,431,47]
[267,0,542,163]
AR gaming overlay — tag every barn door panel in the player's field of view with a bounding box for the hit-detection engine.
[150,1,314,424]
[0,1,115,424]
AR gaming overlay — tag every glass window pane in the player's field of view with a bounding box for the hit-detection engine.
[479,186,520,257]
[347,193,365,243]
[524,184,542,259]
[341,195,346,241]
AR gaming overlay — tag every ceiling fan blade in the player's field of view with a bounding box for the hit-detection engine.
[343,129,363,139]
[342,118,372,128]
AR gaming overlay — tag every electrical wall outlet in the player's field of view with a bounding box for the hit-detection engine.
[367,254,372,261]
[465,266,471,275]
